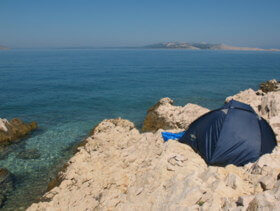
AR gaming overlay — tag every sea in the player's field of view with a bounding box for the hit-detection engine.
[0,49,279,210]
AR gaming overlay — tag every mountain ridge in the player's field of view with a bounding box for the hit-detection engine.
[144,42,280,51]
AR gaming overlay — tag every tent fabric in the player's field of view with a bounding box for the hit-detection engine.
[179,100,277,166]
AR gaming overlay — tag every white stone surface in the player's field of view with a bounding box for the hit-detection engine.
[0,118,9,132]
[142,97,209,132]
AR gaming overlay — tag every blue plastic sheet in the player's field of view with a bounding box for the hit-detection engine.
[161,132,185,142]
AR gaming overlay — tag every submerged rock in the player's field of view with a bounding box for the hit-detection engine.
[142,97,209,132]
[16,148,41,160]
[0,118,37,147]
[0,168,14,208]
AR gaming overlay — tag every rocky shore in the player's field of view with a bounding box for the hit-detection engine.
[28,80,280,210]
[0,118,37,208]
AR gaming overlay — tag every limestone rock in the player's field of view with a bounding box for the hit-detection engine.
[245,146,280,176]
[259,175,276,191]
[0,119,9,132]
[0,118,38,146]
[142,97,209,132]
[236,195,254,208]
[259,79,280,93]
[27,118,275,211]
[225,88,262,114]
[261,91,280,119]
[27,81,280,210]
[247,191,280,210]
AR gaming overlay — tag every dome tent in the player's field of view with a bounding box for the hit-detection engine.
[179,100,277,166]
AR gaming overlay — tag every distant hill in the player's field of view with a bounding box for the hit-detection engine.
[144,42,280,51]
[0,45,9,50]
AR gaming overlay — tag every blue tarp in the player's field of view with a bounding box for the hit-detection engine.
[161,132,184,141]
[177,100,277,166]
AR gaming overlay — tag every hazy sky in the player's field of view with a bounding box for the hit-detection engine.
[1,0,280,48]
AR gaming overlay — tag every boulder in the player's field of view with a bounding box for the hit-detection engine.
[0,118,37,147]
[142,97,209,132]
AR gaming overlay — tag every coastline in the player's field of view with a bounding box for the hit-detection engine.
[27,80,280,210]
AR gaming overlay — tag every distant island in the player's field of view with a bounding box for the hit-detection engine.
[144,42,280,51]
[0,45,9,50]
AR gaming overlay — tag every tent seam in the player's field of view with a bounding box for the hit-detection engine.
[208,108,230,164]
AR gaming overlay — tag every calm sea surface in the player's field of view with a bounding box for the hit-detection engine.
[0,49,279,209]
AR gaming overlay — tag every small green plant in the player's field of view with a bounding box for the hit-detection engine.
[197,201,205,206]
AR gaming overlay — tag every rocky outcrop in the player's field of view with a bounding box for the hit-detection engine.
[0,168,14,208]
[28,81,280,210]
[142,98,209,132]
[0,118,37,147]
[28,117,280,211]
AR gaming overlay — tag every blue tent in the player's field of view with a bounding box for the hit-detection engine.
[179,100,277,166]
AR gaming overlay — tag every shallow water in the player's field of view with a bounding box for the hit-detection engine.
[0,49,279,210]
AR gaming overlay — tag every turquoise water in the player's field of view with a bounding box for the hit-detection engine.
[0,49,279,209]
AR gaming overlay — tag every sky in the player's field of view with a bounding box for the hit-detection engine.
[1,0,280,48]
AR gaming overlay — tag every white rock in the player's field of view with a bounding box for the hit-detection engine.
[225,88,262,114]
[247,192,280,210]
[0,118,9,132]
[261,91,280,119]
[142,97,209,132]
[259,175,276,191]
[236,195,254,208]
